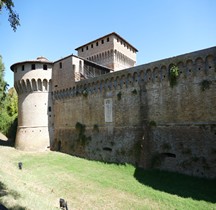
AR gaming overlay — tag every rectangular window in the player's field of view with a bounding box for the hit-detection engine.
[96,42,98,46]
[22,65,25,71]
[43,64,47,70]
[91,44,93,48]
[101,39,104,44]
[48,106,51,112]
[31,64,35,70]
[86,46,88,50]
[107,37,109,42]
[60,62,62,69]
[81,48,83,52]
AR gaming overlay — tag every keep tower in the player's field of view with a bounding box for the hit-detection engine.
[11,57,53,151]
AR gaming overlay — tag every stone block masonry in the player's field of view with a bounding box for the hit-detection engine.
[52,46,216,178]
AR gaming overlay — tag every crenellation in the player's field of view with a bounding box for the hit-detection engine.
[52,49,216,100]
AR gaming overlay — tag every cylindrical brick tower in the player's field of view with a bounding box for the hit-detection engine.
[11,57,53,151]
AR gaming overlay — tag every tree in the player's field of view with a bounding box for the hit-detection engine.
[0,55,8,105]
[0,55,18,138]
[0,0,20,31]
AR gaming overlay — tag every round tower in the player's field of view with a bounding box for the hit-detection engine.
[11,57,53,151]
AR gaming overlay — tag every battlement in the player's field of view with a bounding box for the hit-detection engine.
[53,46,216,100]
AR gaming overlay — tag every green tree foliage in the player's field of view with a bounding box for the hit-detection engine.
[169,65,179,88]
[0,0,20,31]
[0,55,8,103]
[0,55,18,138]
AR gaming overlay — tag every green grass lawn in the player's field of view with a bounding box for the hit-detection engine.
[0,146,215,210]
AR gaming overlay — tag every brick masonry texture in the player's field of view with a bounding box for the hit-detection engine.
[52,47,216,178]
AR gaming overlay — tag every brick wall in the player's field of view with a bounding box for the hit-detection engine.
[52,46,216,178]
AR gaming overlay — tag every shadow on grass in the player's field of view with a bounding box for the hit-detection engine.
[134,168,216,203]
[0,181,27,210]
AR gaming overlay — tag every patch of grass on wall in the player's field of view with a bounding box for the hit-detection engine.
[93,124,99,132]
[169,65,179,88]
[149,120,157,127]
[162,143,171,150]
[117,91,122,100]
[200,80,211,91]
[131,89,138,95]
[75,122,91,146]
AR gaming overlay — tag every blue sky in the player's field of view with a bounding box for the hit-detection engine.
[1,0,215,88]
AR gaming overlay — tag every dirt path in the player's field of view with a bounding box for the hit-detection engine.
[0,133,7,141]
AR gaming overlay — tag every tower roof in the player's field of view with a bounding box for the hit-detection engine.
[10,57,53,71]
[75,32,138,52]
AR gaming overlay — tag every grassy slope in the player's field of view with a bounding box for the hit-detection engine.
[0,146,215,210]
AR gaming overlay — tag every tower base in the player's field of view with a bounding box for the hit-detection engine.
[15,126,52,151]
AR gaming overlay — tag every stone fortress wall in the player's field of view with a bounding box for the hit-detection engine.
[52,46,216,178]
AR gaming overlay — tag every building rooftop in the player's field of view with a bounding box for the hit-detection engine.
[10,57,53,71]
[75,32,138,52]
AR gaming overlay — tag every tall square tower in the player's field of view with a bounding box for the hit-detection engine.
[75,32,138,71]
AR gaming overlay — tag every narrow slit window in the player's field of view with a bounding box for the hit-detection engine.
[22,65,25,71]
[60,62,62,69]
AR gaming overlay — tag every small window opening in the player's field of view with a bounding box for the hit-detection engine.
[107,37,109,42]
[103,147,112,152]
[161,153,176,158]
[101,39,104,44]
[31,64,35,70]
[43,64,47,70]
[86,46,88,50]
[22,65,25,71]
[91,44,93,48]
[60,62,62,69]
[48,106,51,112]
[96,42,98,46]
[81,48,83,52]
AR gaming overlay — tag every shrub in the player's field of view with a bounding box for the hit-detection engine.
[200,80,211,91]
[169,65,179,87]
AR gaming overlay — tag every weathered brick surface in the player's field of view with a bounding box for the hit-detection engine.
[52,47,216,178]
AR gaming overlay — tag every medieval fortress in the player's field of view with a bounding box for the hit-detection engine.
[11,32,216,178]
